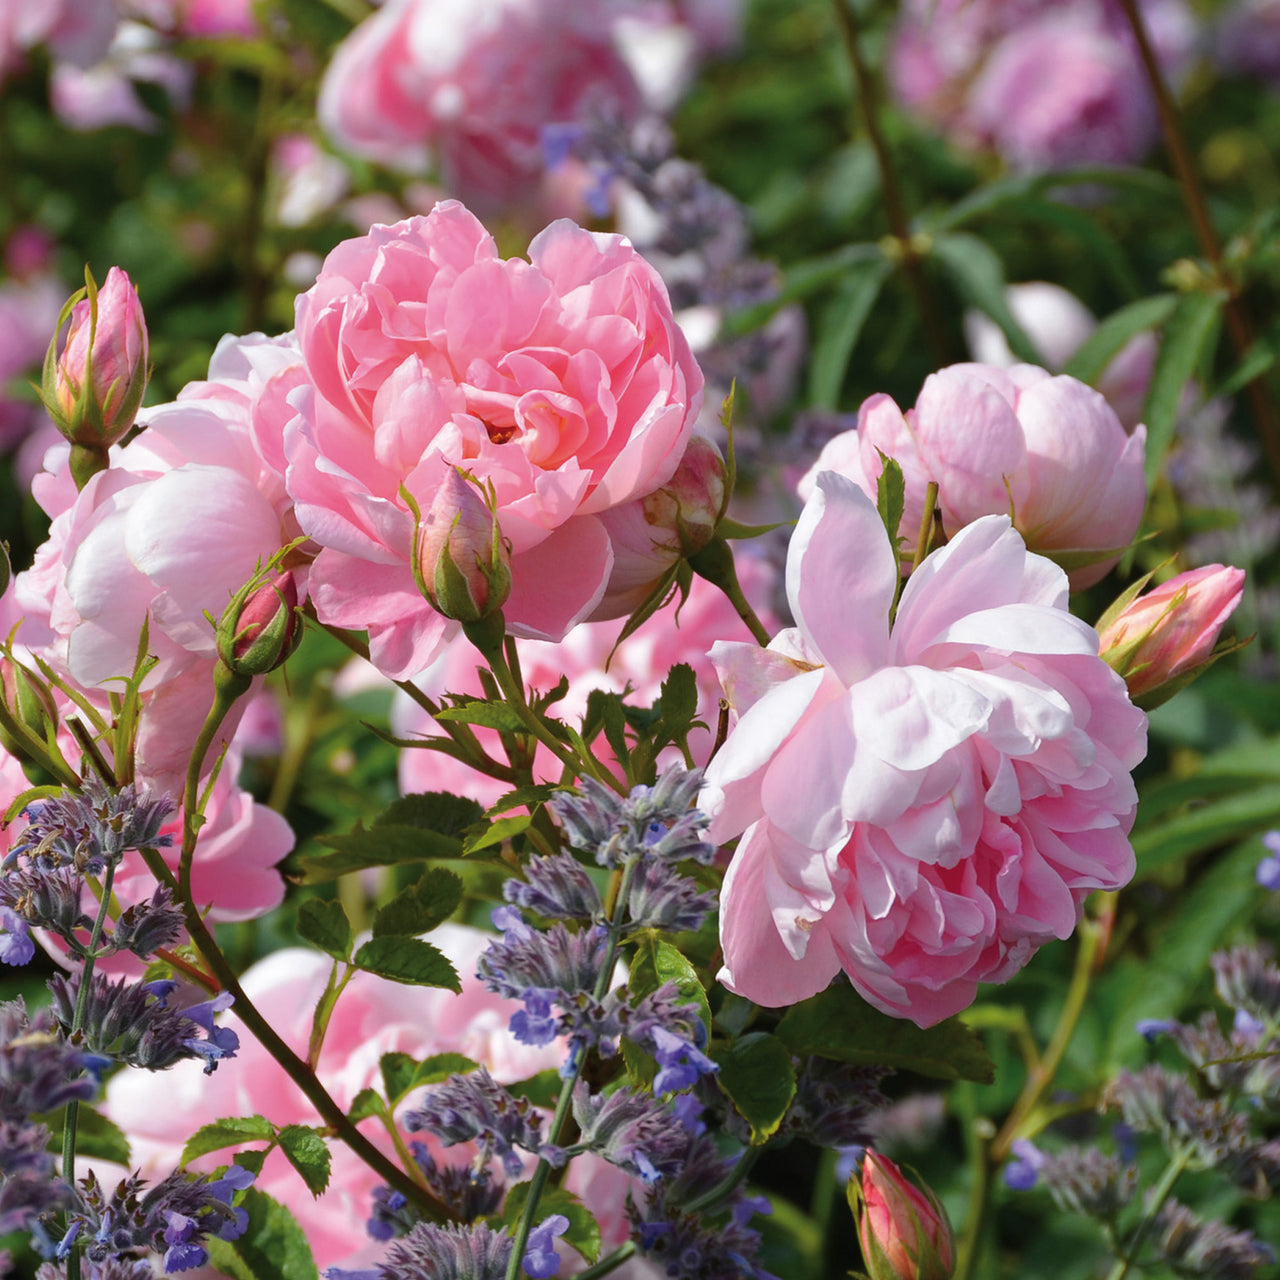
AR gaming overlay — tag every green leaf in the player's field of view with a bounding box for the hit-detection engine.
[585,689,630,770]
[182,1115,275,1167]
[1212,338,1278,399]
[1141,290,1225,486]
[628,939,712,1037]
[294,823,468,884]
[435,701,528,732]
[712,1032,797,1144]
[277,1125,331,1197]
[807,255,893,408]
[375,791,486,834]
[372,867,464,937]
[1131,783,1280,875]
[42,1105,130,1165]
[933,232,1039,363]
[347,1089,384,1123]
[353,936,461,990]
[381,1052,480,1106]
[487,784,559,815]
[501,1183,602,1265]
[655,663,699,748]
[295,898,352,961]
[205,1188,319,1280]
[462,812,534,854]
[776,986,994,1083]
[875,452,906,554]
[1062,294,1179,385]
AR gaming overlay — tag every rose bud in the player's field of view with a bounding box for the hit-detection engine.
[1097,564,1246,709]
[413,467,512,625]
[42,266,149,489]
[216,570,302,679]
[0,655,60,756]
[850,1152,955,1280]
[592,433,728,619]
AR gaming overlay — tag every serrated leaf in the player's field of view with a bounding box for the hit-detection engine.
[353,936,461,990]
[182,1115,275,1166]
[501,1183,602,1265]
[277,1125,332,1197]
[933,232,1039,363]
[585,690,631,769]
[1063,294,1179,385]
[233,1149,268,1178]
[775,986,994,1083]
[205,1188,319,1280]
[382,1052,480,1106]
[42,1105,130,1165]
[295,898,351,961]
[372,867,464,937]
[656,664,699,742]
[293,823,467,884]
[628,939,712,1036]
[1142,290,1225,486]
[487,784,559,816]
[347,1089,384,1123]
[463,812,534,854]
[712,1032,797,1145]
[875,452,906,553]
[808,255,893,409]
[434,701,529,732]
[375,792,485,835]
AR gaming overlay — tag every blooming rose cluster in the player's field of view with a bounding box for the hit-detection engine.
[703,472,1147,1026]
[889,0,1196,172]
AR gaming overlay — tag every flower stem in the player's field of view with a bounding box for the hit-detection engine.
[62,857,118,1280]
[1116,0,1280,491]
[829,0,949,367]
[1104,1142,1195,1280]
[688,536,772,646]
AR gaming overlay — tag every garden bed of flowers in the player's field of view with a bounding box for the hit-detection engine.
[1,2,1279,1278]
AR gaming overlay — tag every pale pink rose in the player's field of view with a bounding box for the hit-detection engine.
[963,282,1156,431]
[317,0,643,212]
[101,926,567,1273]
[703,471,1146,1027]
[286,202,703,680]
[800,362,1147,589]
[0,0,116,81]
[271,134,351,229]
[890,0,1194,172]
[396,554,776,806]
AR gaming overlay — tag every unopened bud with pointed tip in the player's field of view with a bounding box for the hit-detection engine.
[414,468,511,623]
[0,654,60,757]
[216,570,302,679]
[1098,564,1246,709]
[43,266,149,490]
[851,1152,955,1280]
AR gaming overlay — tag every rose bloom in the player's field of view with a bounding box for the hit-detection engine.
[800,362,1147,589]
[317,0,643,212]
[702,472,1146,1026]
[286,201,703,681]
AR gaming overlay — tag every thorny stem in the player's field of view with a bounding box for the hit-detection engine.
[829,0,949,367]
[62,857,118,1280]
[1117,0,1280,490]
[153,666,453,1223]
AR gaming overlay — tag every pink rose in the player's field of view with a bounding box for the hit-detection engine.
[801,362,1147,589]
[317,0,643,212]
[703,471,1145,1026]
[287,202,703,680]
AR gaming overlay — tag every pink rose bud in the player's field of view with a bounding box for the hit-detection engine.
[851,1152,955,1280]
[43,266,149,487]
[593,433,728,620]
[414,468,512,624]
[1097,564,1246,708]
[216,570,302,679]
